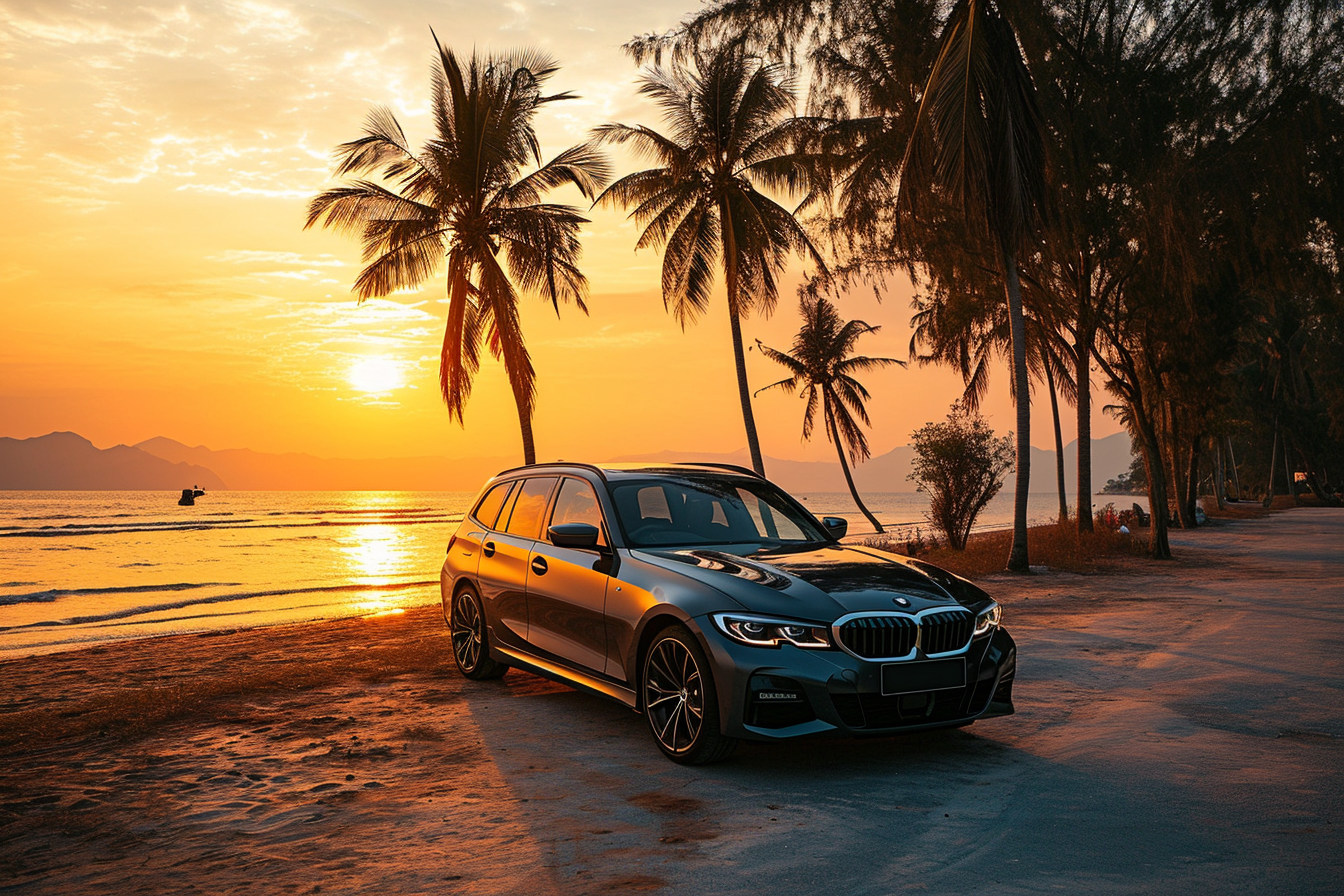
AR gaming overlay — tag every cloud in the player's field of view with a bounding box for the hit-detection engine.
[547,325,662,350]
[209,250,346,267]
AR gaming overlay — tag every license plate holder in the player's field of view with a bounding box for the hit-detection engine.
[881,658,967,696]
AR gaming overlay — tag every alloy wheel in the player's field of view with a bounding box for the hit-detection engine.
[450,591,484,672]
[643,636,705,754]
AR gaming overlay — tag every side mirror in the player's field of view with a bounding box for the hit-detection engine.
[548,522,600,549]
[822,517,848,540]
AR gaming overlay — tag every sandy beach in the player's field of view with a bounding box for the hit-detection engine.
[2,507,1341,895]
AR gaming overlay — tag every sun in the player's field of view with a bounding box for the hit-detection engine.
[348,356,403,394]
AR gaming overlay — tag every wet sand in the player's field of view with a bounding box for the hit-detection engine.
[2,508,1341,894]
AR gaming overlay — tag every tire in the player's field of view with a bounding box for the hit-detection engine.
[448,584,508,680]
[641,625,737,765]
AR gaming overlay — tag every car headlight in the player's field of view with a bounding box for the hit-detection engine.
[712,613,832,649]
[973,603,1002,637]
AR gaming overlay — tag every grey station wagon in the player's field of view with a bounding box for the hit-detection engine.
[440,462,1016,764]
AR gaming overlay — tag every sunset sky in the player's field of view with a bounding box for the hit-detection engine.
[0,0,1124,466]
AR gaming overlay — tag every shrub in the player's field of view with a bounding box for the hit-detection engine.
[1095,502,1121,531]
[907,403,1015,550]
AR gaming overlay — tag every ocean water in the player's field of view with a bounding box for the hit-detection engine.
[0,488,1128,658]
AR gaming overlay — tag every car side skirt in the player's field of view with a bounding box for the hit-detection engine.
[492,643,639,710]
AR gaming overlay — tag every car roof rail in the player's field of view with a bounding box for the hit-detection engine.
[492,461,610,482]
[664,462,764,478]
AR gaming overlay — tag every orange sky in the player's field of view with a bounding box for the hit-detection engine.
[0,0,1123,465]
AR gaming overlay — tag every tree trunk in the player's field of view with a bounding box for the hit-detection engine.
[516,400,537,466]
[828,407,884,534]
[1075,325,1095,532]
[1165,404,1193,529]
[1045,363,1068,524]
[1135,413,1172,559]
[1214,437,1227,510]
[1284,431,1299,505]
[729,310,765,476]
[1263,428,1279,508]
[1183,437,1199,526]
[1226,436,1242,499]
[721,200,765,476]
[1003,248,1031,572]
[502,349,538,466]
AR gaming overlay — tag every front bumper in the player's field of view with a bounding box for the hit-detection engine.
[692,618,1016,741]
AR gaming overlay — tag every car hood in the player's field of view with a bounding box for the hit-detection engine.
[637,543,984,620]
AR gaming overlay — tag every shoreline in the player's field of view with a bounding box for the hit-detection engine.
[0,502,1311,725]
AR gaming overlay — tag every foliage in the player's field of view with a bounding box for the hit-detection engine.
[907,403,1015,550]
[1094,502,1120,532]
[756,295,903,531]
[594,38,825,475]
[678,0,1344,551]
[1101,453,1148,495]
[307,39,608,464]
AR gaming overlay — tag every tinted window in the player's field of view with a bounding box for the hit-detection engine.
[472,481,515,529]
[611,477,825,547]
[737,487,806,540]
[503,477,558,539]
[549,478,607,547]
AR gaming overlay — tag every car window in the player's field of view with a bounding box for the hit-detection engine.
[611,477,825,547]
[549,478,607,547]
[472,481,515,529]
[737,487,805,540]
[636,486,672,521]
[503,477,557,539]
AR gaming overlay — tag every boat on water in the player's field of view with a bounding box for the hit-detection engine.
[178,487,206,506]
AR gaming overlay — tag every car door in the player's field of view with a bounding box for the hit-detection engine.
[449,479,516,582]
[476,476,557,650]
[525,476,614,675]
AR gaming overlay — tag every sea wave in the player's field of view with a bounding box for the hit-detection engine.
[0,515,463,538]
[1,582,238,606]
[0,580,440,629]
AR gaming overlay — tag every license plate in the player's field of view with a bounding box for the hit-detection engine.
[881,658,967,696]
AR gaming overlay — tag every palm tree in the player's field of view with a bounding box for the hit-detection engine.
[895,0,1048,572]
[909,284,1076,524]
[593,39,825,476]
[305,39,608,464]
[756,296,903,533]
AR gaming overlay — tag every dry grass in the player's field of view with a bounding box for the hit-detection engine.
[862,521,1151,578]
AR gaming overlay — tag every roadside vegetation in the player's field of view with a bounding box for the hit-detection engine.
[311,1,1344,569]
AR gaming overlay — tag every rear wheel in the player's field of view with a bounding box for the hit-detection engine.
[449,585,507,680]
[642,625,736,765]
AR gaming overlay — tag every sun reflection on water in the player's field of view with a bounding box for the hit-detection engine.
[341,522,418,614]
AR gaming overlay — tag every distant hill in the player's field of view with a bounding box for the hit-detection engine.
[615,431,1133,496]
[609,447,918,493]
[1,430,1133,493]
[134,437,515,491]
[0,432,226,491]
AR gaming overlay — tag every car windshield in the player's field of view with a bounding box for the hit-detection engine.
[609,476,828,548]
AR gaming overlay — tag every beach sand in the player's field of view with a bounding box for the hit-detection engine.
[2,508,1342,895]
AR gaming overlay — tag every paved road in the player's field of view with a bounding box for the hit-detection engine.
[462,508,1344,895]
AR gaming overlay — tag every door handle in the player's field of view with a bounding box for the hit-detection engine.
[531,556,548,576]
[482,541,496,558]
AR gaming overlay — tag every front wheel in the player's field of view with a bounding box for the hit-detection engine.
[642,625,736,765]
[448,585,507,680]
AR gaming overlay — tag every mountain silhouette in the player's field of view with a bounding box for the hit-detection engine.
[1,431,1133,493]
[0,432,226,490]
